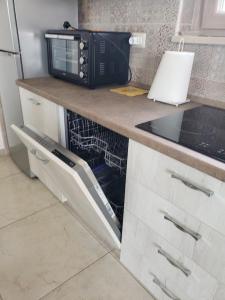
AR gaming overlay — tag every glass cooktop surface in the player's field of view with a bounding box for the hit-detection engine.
[136,105,225,163]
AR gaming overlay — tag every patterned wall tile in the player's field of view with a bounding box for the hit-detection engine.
[132,0,179,25]
[203,80,225,102]
[109,0,131,24]
[208,46,225,83]
[185,44,214,79]
[78,0,225,102]
[189,77,206,97]
[78,0,91,24]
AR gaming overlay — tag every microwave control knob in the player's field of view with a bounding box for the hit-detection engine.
[80,41,87,50]
[79,56,86,65]
[79,71,86,79]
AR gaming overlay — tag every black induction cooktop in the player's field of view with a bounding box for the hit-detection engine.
[136,105,225,164]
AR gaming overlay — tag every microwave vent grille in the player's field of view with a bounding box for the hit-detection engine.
[99,40,106,54]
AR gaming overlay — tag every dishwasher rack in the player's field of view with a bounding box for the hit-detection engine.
[68,113,128,174]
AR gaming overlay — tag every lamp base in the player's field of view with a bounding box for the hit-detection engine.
[152,98,190,107]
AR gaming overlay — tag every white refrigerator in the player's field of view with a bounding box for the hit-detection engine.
[0,0,78,175]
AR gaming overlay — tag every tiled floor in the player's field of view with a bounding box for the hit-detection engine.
[0,156,154,300]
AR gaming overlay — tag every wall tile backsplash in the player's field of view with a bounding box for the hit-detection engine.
[78,0,225,102]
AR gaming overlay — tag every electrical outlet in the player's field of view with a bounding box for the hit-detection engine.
[129,32,146,48]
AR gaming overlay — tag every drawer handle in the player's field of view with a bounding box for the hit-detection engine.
[151,273,181,300]
[28,98,41,106]
[30,149,49,164]
[164,212,201,241]
[156,245,191,277]
[169,172,214,197]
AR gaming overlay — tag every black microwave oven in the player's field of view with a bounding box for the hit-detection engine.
[45,29,131,88]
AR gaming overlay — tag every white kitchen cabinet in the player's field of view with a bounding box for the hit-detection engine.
[16,85,225,300]
[122,140,225,300]
[193,223,225,284]
[126,177,225,284]
[121,211,218,300]
[141,233,217,300]
[127,140,225,238]
[19,87,63,143]
[125,178,200,258]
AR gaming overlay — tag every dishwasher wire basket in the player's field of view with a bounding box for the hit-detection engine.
[69,115,128,173]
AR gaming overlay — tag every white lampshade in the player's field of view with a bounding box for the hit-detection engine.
[148,51,195,106]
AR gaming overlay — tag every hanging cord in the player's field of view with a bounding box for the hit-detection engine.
[63,21,76,31]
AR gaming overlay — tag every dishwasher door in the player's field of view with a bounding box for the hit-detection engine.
[11,125,121,250]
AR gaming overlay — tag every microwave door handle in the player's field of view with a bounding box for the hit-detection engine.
[45,34,75,41]
[45,34,58,39]
[57,35,75,40]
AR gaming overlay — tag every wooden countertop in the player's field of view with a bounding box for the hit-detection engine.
[16,77,225,181]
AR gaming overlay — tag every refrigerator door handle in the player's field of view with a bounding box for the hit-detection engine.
[0,49,20,56]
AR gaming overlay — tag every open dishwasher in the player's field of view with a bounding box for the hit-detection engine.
[12,110,128,250]
[67,110,128,224]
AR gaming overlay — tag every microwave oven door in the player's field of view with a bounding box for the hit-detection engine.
[46,36,81,82]
[11,125,121,250]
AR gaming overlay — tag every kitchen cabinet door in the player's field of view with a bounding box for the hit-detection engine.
[19,88,60,142]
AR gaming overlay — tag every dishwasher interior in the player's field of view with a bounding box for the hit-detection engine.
[67,110,129,227]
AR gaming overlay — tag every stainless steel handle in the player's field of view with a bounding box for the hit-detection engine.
[45,34,58,39]
[30,149,49,164]
[28,98,41,106]
[164,212,201,241]
[156,245,191,277]
[151,274,180,300]
[169,171,214,197]
[58,35,75,40]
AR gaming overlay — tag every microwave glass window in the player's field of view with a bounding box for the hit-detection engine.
[52,39,79,75]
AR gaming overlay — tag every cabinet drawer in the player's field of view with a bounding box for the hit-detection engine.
[125,178,200,258]
[127,140,225,237]
[193,223,225,284]
[19,88,59,142]
[125,178,225,285]
[121,211,218,300]
[140,232,218,300]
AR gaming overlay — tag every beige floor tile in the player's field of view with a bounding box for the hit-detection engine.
[42,254,154,300]
[0,173,57,228]
[0,156,20,179]
[111,248,121,261]
[0,204,106,300]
